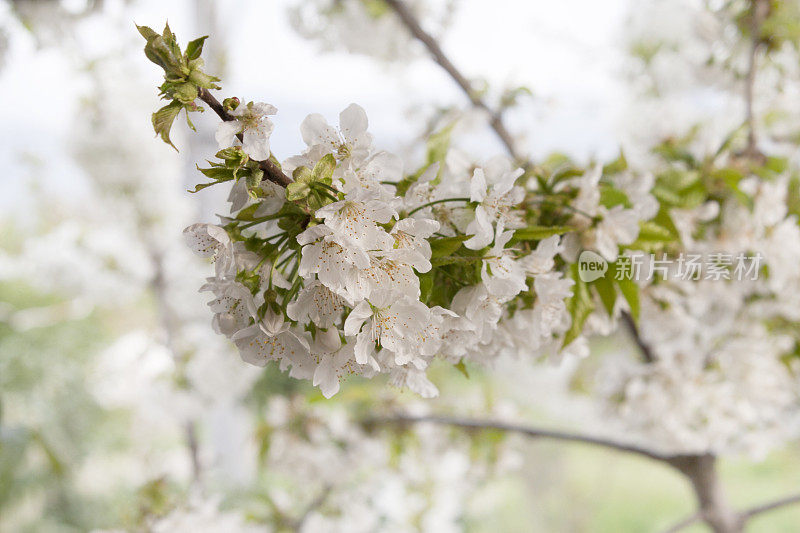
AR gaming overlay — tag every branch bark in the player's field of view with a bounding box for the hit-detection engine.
[197,88,293,187]
[383,0,528,167]
[667,454,742,533]
[366,412,672,463]
[372,413,800,533]
[621,310,655,363]
[742,492,800,520]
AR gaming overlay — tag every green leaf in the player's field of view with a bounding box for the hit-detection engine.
[510,225,572,243]
[235,203,261,221]
[764,156,788,175]
[187,68,220,90]
[636,221,674,242]
[139,23,183,75]
[292,166,313,183]
[188,182,222,193]
[185,35,208,60]
[312,153,336,183]
[593,274,617,316]
[418,271,434,303]
[171,81,199,104]
[599,185,631,209]
[454,360,470,379]
[426,122,456,184]
[151,100,183,150]
[429,235,469,258]
[562,263,594,348]
[602,150,628,174]
[617,276,640,320]
[136,24,159,41]
[197,165,233,181]
[286,182,311,201]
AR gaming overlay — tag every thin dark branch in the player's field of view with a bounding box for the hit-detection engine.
[292,486,332,532]
[660,512,701,533]
[621,311,655,363]
[663,490,800,532]
[743,0,769,158]
[147,245,203,486]
[742,492,800,519]
[185,420,202,484]
[366,413,672,463]
[383,0,527,167]
[197,88,293,187]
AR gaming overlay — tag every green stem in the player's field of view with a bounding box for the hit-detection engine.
[238,213,283,229]
[408,197,471,217]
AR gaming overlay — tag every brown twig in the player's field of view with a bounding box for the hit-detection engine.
[743,0,770,159]
[370,413,789,533]
[383,0,528,168]
[621,310,655,363]
[663,490,800,533]
[197,88,293,187]
[365,412,672,463]
[742,492,800,520]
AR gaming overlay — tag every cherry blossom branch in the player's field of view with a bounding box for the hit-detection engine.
[197,88,293,187]
[385,1,663,367]
[383,0,528,167]
[365,412,671,462]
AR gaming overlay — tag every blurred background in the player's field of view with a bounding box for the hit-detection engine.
[1,0,799,531]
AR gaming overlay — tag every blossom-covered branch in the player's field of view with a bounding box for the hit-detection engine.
[139,22,664,399]
[197,88,293,187]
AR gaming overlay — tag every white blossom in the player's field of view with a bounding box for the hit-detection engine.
[215,101,277,161]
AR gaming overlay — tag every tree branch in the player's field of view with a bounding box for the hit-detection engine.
[365,412,672,463]
[743,0,769,158]
[621,310,655,363]
[197,88,293,187]
[667,454,742,533]
[663,491,800,533]
[661,511,702,533]
[742,492,800,519]
[383,0,528,167]
[292,486,332,532]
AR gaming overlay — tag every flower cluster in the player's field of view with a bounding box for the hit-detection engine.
[181,97,651,398]
[137,25,660,399]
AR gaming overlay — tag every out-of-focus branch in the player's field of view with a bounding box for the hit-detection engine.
[373,414,774,533]
[663,490,800,533]
[742,492,800,520]
[743,0,770,158]
[667,454,741,533]
[365,412,672,463]
[147,244,203,486]
[386,0,662,366]
[292,486,332,532]
[661,511,702,533]
[197,88,293,187]
[621,311,655,363]
[383,0,528,168]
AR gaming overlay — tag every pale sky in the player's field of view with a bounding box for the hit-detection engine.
[0,0,629,212]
